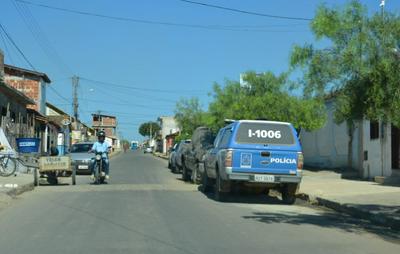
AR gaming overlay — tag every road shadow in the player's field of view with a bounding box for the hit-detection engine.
[242,210,400,242]
[198,186,286,205]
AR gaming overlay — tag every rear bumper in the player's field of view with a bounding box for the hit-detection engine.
[227,172,301,183]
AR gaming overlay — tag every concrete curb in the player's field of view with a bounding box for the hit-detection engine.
[297,193,400,231]
[154,153,168,160]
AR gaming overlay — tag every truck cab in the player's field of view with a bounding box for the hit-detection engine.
[201,120,303,204]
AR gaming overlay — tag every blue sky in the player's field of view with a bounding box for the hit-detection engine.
[1,0,399,141]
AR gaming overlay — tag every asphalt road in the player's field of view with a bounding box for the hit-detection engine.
[0,150,399,254]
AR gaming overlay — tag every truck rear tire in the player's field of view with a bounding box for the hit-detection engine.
[282,183,298,205]
[200,170,213,193]
[182,163,190,182]
[214,171,230,202]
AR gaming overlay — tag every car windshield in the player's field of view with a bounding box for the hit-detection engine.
[71,144,92,153]
[236,122,295,145]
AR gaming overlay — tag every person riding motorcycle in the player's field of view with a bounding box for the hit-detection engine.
[89,131,111,180]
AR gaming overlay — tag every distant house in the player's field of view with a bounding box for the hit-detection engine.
[92,113,119,149]
[157,116,180,154]
[0,49,54,153]
[3,64,50,115]
[301,98,397,179]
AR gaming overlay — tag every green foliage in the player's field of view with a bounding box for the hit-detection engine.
[174,97,210,136]
[291,0,400,127]
[208,71,326,131]
[138,121,161,137]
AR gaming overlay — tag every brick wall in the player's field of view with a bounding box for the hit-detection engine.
[4,77,41,112]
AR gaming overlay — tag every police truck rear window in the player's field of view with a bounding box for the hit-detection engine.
[236,122,294,145]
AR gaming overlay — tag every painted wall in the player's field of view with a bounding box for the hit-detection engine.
[361,120,392,178]
[301,100,359,169]
[158,116,179,153]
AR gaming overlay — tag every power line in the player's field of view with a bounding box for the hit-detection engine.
[15,0,306,32]
[82,81,178,104]
[0,23,36,70]
[0,29,15,65]
[79,97,173,109]
[48,85,70,103]
[178,0,312,21]
[12,0,72,75]
[81,77,204,95]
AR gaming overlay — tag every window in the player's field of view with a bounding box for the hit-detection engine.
[236,122,295,145]
[214,129,224,147]
[218,129,232,148]
[370,121,379,140]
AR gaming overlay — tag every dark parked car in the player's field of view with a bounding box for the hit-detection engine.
[168,143,179,170]
[181,127,215,183]
[201,120,303,203]
[70,142,94,175]
[174,140,191,174]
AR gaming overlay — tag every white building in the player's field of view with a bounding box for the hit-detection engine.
[301,99,398,179]
[157,116,180,154]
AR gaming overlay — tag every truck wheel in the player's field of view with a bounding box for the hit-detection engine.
[72,167,76,185]
[33,168,39,186]
[214,171,230,202]
[181,163,190,182]
[282,183,298,205]
[200,170,212,193]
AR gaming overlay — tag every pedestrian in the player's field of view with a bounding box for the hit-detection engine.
[123,142,129,153]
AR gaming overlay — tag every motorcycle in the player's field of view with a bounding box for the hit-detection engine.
[93,151,107,184]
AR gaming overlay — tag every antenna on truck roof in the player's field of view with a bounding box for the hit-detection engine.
[224,119,236,124]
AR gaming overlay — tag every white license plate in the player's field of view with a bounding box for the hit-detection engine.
[254,174,275,183]
[78,165,89,169]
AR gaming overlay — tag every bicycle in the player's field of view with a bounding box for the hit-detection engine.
[0,153,17,177]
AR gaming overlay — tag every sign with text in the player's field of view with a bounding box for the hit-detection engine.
[39,156,71,172]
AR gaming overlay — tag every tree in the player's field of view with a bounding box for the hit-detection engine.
[138,122,160,137]
[290,0,400,168]
[174,97,211,137]
[208,71,326,132]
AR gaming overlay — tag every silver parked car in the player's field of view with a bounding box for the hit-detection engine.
[70,142,94,175]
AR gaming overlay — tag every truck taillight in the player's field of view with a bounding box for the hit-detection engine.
[225,150,233,167]
[297,152,304,170]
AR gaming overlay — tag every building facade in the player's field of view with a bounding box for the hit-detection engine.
[301,99,397,179]
[157,116,180,154]
[92,113,119,149]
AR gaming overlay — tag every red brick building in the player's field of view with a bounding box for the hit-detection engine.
[3,64,51,115]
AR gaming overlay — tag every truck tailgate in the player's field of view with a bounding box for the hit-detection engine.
[232,149,298,175]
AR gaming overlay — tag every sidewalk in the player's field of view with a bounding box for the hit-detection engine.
[298,169,400,230]
[154,152,168,160]
[0,173,34,203]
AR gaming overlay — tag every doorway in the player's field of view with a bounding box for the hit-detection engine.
[391,125,400,169]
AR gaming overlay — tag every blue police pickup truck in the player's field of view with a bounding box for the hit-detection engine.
[200,120,303,204]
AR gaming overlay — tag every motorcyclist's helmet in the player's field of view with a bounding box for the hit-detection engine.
[97,130,106,137]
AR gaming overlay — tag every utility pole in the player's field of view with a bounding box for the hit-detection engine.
[380,0,385,17]
[150,123,152,146]
[72,75,80,129]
